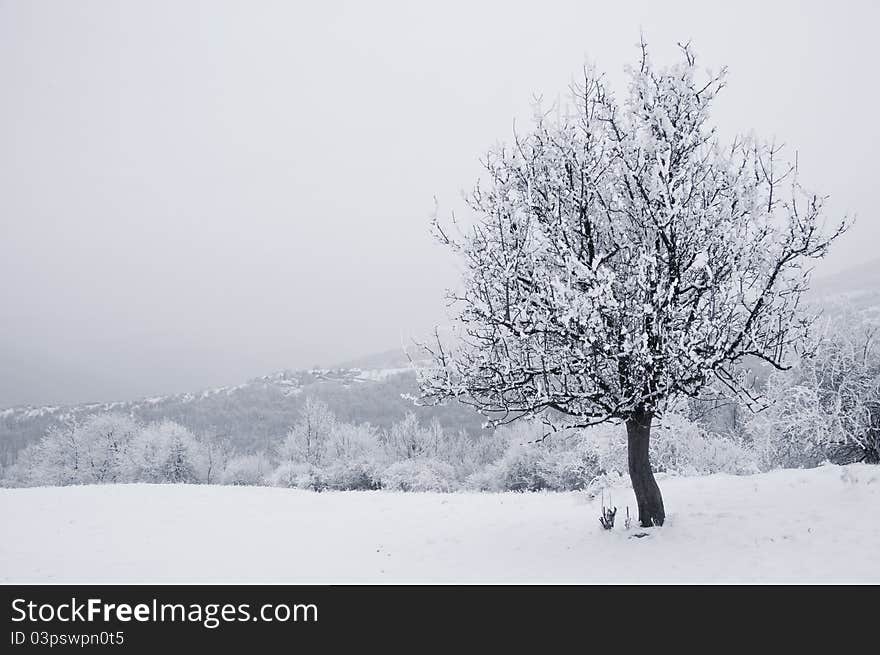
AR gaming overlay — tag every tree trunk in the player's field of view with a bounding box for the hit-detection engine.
[626,407,665,527]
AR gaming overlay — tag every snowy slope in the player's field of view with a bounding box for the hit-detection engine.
[2,464,878,583]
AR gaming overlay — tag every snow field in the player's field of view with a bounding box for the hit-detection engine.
[2,463,878,583]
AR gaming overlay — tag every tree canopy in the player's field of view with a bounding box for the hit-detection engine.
[418,42,847,432]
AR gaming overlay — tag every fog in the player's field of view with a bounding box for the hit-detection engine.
[1,0,877,406]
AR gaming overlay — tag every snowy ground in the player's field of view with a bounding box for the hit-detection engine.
[2,464,878,583]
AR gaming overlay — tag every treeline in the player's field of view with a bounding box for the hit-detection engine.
[2,398,757,491]
[0,396,860,492]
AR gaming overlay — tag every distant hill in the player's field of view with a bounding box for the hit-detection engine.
[0,363,485,468]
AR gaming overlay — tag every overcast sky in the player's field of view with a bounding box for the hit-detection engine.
[1,0,877,407]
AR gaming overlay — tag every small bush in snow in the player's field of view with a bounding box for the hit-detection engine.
[268,458,382,491]
[484,444,556,492]
[479,442,600,492]
[267,461,314,489]
[466,422,601,492]
[320,458,383,491]
[221,453,272,486]
[380,458,457,492]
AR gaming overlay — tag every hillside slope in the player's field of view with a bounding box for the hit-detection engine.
[0,365,485,467]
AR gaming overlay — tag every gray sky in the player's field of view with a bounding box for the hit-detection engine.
[1,0,878,407]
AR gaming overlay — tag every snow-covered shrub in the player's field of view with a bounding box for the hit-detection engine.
[483,443,555,491]
[463,422,600,492]
[588,412,758,479]
[463,462,503,491]
[583,470,629,498]
[268,462,346,490]
[269,459,383,491]
[473,439,600,492]
[747,421,827,471]
[437,428,508,482]
[548,440,603,489]
[689,434,758,475]
[380,458,457,492]
[750,311,880,467]
[464,421,600,492]
[272,409,384,490]
[319,458,383,490]
[221,453,272,486]
[267,461,312,488]
[380,414,509,484]
[650,414,758,476]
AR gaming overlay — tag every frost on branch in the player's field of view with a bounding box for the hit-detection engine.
[416,42,847,432]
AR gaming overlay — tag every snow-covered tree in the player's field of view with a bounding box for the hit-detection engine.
[199,432,233,484]
[754,311,880,465]
[125,420,207,483]
[277,398,337,466]
[76,413,140,483]
[12,413,140,486]
[12,425,81,486]
[380,412,441,460]
[326,421,380,462]
[417,41,846,526]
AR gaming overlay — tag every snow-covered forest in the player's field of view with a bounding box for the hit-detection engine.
[0,361,485,469]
